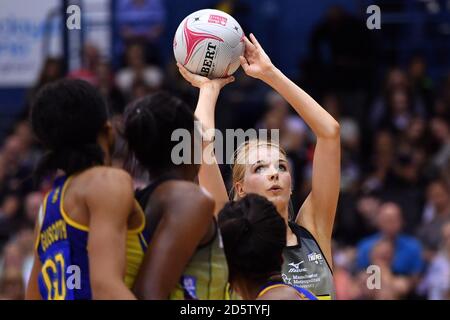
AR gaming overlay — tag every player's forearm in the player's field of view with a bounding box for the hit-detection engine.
[91,279,136,300]
[263,66,340,139]
[195,86,229,212]
[195,85,221,130]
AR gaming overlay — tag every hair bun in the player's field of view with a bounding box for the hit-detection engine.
[242,217,252,233]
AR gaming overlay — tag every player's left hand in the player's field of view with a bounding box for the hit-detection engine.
[177,63,235,91]
[240,33,275,82]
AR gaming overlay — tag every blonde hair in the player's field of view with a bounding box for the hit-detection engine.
[230,139,288,200]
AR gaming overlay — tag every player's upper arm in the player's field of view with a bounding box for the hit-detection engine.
[296,136,340,240]
[84,168,136,299]
[133,181,215,299]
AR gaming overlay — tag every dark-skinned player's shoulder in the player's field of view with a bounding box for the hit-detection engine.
[257,286,308,300]
[81,166,134,196]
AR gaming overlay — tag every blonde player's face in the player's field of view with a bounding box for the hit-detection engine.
[236,146,292,212]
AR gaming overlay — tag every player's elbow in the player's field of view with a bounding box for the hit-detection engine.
[91,277,113,299]
[323,120,340,139]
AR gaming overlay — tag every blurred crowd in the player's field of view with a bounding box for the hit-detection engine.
[0,2,450,300]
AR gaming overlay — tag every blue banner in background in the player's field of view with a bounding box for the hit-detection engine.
[0,0,61,88]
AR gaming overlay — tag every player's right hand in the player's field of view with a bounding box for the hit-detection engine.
[177,63,235,91]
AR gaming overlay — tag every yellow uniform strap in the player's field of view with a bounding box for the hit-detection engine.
[257,284,309,300]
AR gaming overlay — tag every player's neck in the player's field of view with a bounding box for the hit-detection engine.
[275,204,289,223]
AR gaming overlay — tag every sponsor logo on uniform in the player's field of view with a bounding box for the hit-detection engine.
[282,273,293,285]
[287,261,305,273]
[182,276,198,299]
[307,252,324,265]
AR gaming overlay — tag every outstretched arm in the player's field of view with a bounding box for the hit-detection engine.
[177,63,234,215]
[240,34,340,266]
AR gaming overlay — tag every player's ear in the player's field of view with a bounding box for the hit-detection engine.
[235,182,246,198]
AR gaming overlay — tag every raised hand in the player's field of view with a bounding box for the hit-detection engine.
[239,33,274,82]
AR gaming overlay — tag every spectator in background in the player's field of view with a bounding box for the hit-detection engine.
[14,228,34,288]
[377,89,414,134]
[256,91,290,131]
[363,130,425,232]
[11,121,41,172]
[0,135,33,197]
[116,42,164,98]
[362,130,396,194]
[67,43,101,85]
[0,269,24,300]
[418,221,450,300]
[429,117,450,173]
[356,202,423,282]
[217,70,268,131]
[0,242,24,277]
[23,192,42,229]
[441,159,450,190]
[96,61,126,115]
[434,72,450,120]
[370,68,426,132]
[401,116,428,152]
[333,243,361,300]
[358,238,412,299]
[23,58,63,118]
[308,5,375,95]
[340,118,361,193]
[408,54,434,113]
[0,194,22,248]
[335,194,381,246]
[129,79,153,101]
[418,180,450,261]
[31,58,63,92]
[116,0,166,65]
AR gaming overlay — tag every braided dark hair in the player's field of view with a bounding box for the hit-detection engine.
[31,79,108,181]
[123,92,198,176]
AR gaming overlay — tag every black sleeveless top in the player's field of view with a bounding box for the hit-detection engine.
[281,222,335,300]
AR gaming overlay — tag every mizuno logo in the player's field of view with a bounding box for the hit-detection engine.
[288,261,304,269]
[287,261,306,273]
